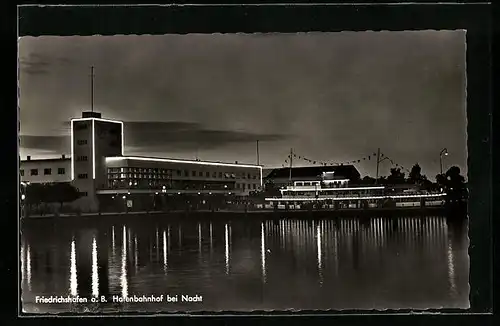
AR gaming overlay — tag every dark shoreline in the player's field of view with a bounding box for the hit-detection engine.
[21,206,468,226]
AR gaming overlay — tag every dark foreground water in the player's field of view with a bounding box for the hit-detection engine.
[20,214,469,313]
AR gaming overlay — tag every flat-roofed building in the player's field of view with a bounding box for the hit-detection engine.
[20,155,71,184]
[101,156,262,195]
[20,111,262,213]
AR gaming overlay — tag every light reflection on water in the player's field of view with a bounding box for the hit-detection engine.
[261,222,266,284]
[92,237,98,297]
[69,239,77,296]
[121,226,128,298]
[21,215,469,313]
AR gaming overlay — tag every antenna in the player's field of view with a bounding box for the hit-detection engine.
[256,140,260,165]
[90,66,95,112]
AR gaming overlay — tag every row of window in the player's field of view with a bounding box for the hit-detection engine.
[20,168,66,176]
[106,179,259,191]
[73,123,121,134]
[236,183,258,190]
[107,168,258,180]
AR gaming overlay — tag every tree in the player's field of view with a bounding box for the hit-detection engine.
[360,176,376,185]
[387,168,405,185]
[25,182,81,210]
[435,166,467,203]
[408,163,422,184]
[49,183,81,208]
[377,176,388,185]
[445,166,467,201]
[25,183,44,207]
[263,180,281,197]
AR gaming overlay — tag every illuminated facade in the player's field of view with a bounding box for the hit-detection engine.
[20,111,262,212]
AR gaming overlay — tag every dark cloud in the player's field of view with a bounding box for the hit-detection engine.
[20,135,69,152]
[18,32,467,179]
[124,121,288,148]
[20,121,289,154]
[19,52,75,75]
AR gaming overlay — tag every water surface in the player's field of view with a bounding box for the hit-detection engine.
[20,214,469,313]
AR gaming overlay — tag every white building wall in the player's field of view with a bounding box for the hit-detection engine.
[71,119,98,212]
[20,158,71,184]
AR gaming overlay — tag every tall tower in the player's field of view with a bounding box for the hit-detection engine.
[71,111,123,212]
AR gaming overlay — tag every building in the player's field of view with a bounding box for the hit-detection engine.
[20,111,263,212]
[20,156,71,184]
[264,165,361,188]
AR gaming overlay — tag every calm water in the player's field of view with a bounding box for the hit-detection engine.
[20,215,469,313]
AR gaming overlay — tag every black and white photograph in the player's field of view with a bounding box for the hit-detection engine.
[19,28,470,313]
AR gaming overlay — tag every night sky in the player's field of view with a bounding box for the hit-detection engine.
[19,31,467,180]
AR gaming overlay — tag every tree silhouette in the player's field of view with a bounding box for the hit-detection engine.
[408,163,422,184]
[251,179,281,199]
[361,176,376,185]
[387,168,405,184]
[435,166,467,203]
[436,173,447,188]
[263,180,281,197]
[25,182,81,210]
[49,183,81,208]
[445,166,467,202]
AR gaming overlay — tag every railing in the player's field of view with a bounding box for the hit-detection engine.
[266,191,446,202]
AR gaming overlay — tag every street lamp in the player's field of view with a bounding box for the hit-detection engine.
[439,148,449,175]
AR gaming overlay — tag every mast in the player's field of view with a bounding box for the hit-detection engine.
[289,148,293,182]
[375,147,380,184]
[256,140,260,166]
[90,66,95,113]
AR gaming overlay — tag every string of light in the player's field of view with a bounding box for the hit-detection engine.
[281,150,410,173]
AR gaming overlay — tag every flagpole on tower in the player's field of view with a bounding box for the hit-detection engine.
[256,140,260,166]
[90,66,95,113]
